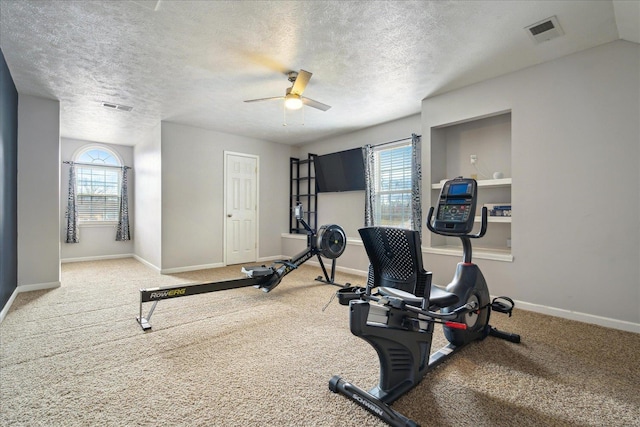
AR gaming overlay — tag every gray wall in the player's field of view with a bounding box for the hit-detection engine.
[0,48,18,312]
[297,41,639,331]
[3,41,636,331]
[60,138,135,261]
[298,114,422,240]
[160,122,293,272]
[17,95,61,289]
[133,124,162,270]
[422,40,639,327]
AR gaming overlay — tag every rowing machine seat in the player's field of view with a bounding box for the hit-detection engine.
[241,266,275,278]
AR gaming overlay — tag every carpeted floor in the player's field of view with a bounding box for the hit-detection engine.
[1,258,639,426]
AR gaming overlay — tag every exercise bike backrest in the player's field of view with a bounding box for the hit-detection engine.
[427,177,487,238]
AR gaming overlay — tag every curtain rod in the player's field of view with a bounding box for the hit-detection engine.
[63,161,131,170]
[369,134,421,148]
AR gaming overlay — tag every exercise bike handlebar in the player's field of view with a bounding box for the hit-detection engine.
[366,293,478,323]
[426,206,488,239]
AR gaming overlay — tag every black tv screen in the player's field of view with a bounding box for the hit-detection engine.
[314,148,366,193]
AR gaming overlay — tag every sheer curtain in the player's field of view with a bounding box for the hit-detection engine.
[65,163,79,243]
[410,133,422,237]
[363,145,375,227]
[362,134,422,237]
[115,166,130,241]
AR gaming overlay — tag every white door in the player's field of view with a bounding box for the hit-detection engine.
[225,152,258,265]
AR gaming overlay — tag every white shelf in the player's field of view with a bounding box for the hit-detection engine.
[477,216,511,223]
[431,177,512,190]
[423,245,513,262]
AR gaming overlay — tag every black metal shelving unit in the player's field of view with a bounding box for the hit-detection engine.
[290,154,318,233]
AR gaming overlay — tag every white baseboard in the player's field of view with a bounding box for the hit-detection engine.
[303,259,639,333]
[305,259,368,278]
[61,253,134,263]
[0,288,18,324]
[513,300,640,334]
[5,257,637,334]
[160,262,225,274]
[281,233,363,247]
[0,281,60,324]
[16,281,61,292]
[257,255,288,263]
[132,255,160,273]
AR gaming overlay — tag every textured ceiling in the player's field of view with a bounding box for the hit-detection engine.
[0,1,637,146]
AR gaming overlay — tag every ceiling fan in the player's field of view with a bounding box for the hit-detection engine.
[244,70,331,111]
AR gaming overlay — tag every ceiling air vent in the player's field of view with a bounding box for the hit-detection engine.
[525,16,564,44]
[101,102,133,112]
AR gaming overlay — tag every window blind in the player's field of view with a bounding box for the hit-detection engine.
[375,144,412,227]
[76,165,121,222]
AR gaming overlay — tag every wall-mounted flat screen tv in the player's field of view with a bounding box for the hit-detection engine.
[314,148,366,193]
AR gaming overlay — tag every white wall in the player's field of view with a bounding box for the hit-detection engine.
[17,95,60,288]
[133,123,162,270]
[299,114,422,240]
[296,41,639,331]
[60,138,134,262]
[160,122,293,272]
[422,40,639,328]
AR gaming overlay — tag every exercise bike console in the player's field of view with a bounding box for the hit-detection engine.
[433,177,477,235]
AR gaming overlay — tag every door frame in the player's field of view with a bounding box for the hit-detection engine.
[223,151,260,266]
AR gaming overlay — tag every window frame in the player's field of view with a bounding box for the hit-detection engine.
[72,145,123,226]
[373,142,414,229]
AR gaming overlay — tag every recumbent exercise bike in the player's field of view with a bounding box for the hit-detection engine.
[329,177,520,427]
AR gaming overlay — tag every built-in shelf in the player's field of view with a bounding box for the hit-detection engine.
[428,111,512,260]
[432,177,512,190]
[424,245,513,262]
[477,216,511,223]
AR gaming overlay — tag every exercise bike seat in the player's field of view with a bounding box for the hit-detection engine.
[379,285,459,308]
[359,226,459,309]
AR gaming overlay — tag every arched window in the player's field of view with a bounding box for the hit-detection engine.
[73,146,123,223]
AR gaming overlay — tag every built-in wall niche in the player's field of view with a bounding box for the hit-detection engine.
[427,111,513,262]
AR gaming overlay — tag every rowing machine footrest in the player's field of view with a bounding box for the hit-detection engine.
[491,296,515,317]
[337,286,366,305]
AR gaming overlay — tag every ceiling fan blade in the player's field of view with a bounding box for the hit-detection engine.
[244,96,284,103]
[291,69,312,95]
[301,97,331,111]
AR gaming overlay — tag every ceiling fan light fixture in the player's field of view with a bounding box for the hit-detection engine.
[284,93,303,110]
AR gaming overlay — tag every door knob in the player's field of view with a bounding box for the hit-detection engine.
[227,214,232,217]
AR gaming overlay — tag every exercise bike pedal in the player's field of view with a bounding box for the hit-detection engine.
[491,296,515,317]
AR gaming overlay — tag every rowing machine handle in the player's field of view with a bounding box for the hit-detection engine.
[294,203,314,234]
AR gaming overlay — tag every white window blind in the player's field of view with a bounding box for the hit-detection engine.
[375,144,412,228]
[76,165,121,222]
[74,147,122,223]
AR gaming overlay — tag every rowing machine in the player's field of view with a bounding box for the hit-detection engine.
[136,203,347,331]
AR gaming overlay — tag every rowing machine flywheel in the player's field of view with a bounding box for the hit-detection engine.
[316,224,347,259]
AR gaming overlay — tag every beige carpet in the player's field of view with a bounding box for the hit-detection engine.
[1,258,639,427]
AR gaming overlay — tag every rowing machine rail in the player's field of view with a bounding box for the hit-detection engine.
[137,205,347,331]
